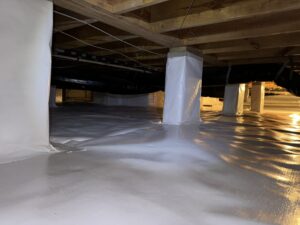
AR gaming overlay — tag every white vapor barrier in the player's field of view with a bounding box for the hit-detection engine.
[0,0,53,162]
[30,105,297,225]
[223,84,245,116]
[93,92,164,107]
[163,50,203,125]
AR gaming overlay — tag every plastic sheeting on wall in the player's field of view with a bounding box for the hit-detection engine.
[0,0,53,156]
[94,93,151,107]
[163,49,203,125]
[94,91,165,108]
[223,84,245,115]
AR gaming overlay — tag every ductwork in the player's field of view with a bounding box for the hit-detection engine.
[202,63,300,97]
[52,63,300,97]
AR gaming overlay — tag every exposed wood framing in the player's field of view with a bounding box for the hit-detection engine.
[54,18,98,32]
[202,33,300,54]
[150,0,300,33]
[53,0,182,47]
[54,34,137,49]
[184,20,300,45]
[112,0,170,14]
[53,0,300,67]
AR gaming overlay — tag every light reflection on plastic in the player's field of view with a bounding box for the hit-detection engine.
[289,113,300,125]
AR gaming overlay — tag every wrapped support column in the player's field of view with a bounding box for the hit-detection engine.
[0,0,53,153]
[163,47,203,125]
[223,84,245,116]
[251,82,265,113]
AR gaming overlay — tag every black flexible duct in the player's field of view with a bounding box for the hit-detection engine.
[52,63,300,97]
[202,64,300,97]
[52,65,164,95]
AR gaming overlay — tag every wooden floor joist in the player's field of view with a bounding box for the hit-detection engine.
[53,0,183,47]
[112,0,171,14]
[184,19,300,46]
[150,0,300,33]
[53,0,300,67]
[202,33,300,54]
[54,17,98,32]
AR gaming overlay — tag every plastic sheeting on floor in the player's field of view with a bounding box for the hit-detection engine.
[0,0,53,158]
[0,105,299,225]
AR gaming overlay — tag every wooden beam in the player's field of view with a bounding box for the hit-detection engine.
[202,54,226,66]
[220,55,300,65]
[84,0,112,11]
[54,20,139,49]
[229,57,290,65]
[281,46,300,56]
[53,0,183,47]
[216,48,281,61]
[89,31,300,56]
[184,20,300,46]
[151,0,300,33]
[126,46,225,66]
[54,34,137,49]
[95,46,164,56]
[112,0,170,14]
[54,18,97,32]
[202,32,300,54]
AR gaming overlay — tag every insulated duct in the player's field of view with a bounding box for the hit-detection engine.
[202,64,300,97]
[52,63,300,97]
[52,64,164,95]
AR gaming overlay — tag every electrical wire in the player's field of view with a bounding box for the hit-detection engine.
[55,29,160,71]
[172,0,196,46]
[53,54,152,73]
[54,10,163,56]
[53,64,83,69]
